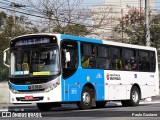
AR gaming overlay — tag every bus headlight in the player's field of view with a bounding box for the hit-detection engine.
[10,88,18,94]
[44,83,58,92]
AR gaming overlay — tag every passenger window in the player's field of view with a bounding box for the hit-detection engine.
[97,46,109,57]
[82,44,95,56]
[111,59,123,70]
[111,47,123,70]
[111,47,121,58]
[139,51,150,71]
[81,43,96,68]
[96,45,110,69]
[123,49,138,71]
[150,52,156,72]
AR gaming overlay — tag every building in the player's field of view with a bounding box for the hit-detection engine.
[89,0,155,40]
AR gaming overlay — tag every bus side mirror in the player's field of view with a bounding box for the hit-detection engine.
[65,52,70,62]
[4,52,6,62]
[3,48,10,68]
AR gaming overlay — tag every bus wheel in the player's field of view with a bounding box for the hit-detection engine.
[37,103,52,111]
[121,100,130,107]
[121,86,140,107]
[129,86,140,106]
[77,86,93,110]
[96,101,106,108]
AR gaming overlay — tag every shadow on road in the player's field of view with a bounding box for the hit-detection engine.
[8,102,122,112]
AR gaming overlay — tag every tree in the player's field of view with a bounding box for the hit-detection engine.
[53,24,88,36]
[114,8,160,47]
[0,11,39,51]
[113,8,144,44]
[27,0,115,37]
[113,8,160,67]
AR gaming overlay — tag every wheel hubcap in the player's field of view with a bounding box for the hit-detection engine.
[132,90,139,102]
[83,92,90,105]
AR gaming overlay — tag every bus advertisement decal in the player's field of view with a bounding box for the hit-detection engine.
[106,73,121,80]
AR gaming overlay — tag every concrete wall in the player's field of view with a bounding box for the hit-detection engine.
[0,81,9,103]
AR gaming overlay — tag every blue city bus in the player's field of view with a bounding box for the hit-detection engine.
[3,33,159,111]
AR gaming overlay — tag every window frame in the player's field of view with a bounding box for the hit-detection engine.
[81,42,97,69]
[96,44,110,70]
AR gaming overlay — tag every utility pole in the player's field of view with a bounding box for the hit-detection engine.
[46,10,52,33]
[140,0,142,15]
[121,8,124,42]
[145,0,150,46]
[10,2,25,36]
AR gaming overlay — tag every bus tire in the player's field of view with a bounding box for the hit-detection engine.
[129,86,140,106]
[96,101,106,108]
[77,86,93,110]
[37,103,52,111]
[121,100,130,107]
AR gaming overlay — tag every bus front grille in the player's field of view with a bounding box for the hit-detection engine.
[10,79,49,85]
[17,89,45,93]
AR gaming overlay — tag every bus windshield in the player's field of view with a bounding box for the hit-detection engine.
[10,47,60,77]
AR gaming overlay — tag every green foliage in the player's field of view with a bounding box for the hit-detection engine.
[0,51,9,82]
[114,8,160,68]
[0,11,39,51]
[53,24,88,36]
[114,8,160,48]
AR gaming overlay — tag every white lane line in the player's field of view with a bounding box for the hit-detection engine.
[0,109,8,112]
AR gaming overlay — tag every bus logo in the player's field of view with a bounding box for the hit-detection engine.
[87,76,90,81]
[106,73,110,80]
[96,73,102,78]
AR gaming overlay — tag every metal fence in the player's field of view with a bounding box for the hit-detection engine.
[0,51,9,82]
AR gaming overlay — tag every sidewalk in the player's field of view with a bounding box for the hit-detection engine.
[0,81,9,104]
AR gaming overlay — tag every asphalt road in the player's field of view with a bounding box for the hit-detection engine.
[1,100,160,120]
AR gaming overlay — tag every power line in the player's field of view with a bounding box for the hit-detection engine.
[0,6,121,31]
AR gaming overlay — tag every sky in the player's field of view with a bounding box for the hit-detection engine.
[0,0,106,22]
[0,0,160,26]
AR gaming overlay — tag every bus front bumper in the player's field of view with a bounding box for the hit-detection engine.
[9,86,62,104]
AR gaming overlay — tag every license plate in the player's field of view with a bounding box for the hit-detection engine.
[25,96,34,100]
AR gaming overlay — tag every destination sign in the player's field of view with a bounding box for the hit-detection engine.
[15,37,50,46]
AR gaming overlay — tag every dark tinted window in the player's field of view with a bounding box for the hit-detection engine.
[123,49,138,71]
[97,46,109,57]
[81,43,96,68]
[111,47,123,70]
[124,49,134,59]
[61,40,78,79]
[111,47,121,58]
[96,45,110,69]
[139,51,150,71]
[150,52,156,72]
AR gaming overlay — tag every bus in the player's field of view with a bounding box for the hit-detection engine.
[3,33,159,111]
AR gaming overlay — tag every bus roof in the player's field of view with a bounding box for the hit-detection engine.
[10,33,156,51]
[61,34,156,51]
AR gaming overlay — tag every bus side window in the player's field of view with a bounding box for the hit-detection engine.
[111,47,123,70]
[139,51,150,71]
[150,51,156,72]
[81,43,96,68]
[96,45,110,69]
[123,49,137,71]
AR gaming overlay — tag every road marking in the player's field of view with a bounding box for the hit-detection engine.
[0,101,160,112]
[0,109,8,112]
